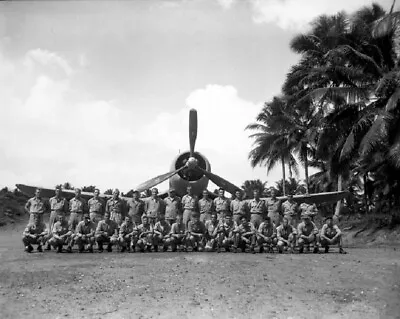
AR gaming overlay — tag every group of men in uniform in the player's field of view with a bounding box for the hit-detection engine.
[22,186,346,254]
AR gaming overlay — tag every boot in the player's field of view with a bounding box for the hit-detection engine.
[107,244,112,252]
[57,244,63,253]
[37,245,43,252]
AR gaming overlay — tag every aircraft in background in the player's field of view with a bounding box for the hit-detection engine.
[16,108,349,205]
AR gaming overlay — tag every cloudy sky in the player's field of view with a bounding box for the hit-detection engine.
[0,0,397,193]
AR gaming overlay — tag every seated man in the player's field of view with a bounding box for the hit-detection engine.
[186,212,206,252]
[233,216,256,253]
[118,216,138,253]
[153,213,171,252]
[256,217,277,253]
[165,214,186,252]
[95,212,118,252]
[48,214,73,253]
[297,213,320,253]
[215,214,237,253]
[320,216,346,254]
[74,213,96,253]
[204,212,220,252]
[22,213,48,253]
[137,215,154,252]
[276,217,296,253]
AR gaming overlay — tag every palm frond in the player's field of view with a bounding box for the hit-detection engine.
[386,87,400,111]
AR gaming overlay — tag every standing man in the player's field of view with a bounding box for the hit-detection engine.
[22,213,48,253]
[145,188,165,225]
[48,215,73,253]
[95,212,119,252]
[181,185,198,229]
[88,189,105,226]
[46,186,68,250]
[198,189,214,223]
[164,188,181,226]
[230,190,247,225]
[248,189,267,229]
[25,188,50,224]
[214,188,230,221]
[74,213,96,253]
[282,194,299,229]
[297,214,320,254]
[276,217,296,253]
[320,216,346,254]
[265,189,282,227]
[126,190,145,225]
[105,189,126,226]
[69,188,87,233]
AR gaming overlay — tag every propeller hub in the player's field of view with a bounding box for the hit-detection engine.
[186,156,198,169]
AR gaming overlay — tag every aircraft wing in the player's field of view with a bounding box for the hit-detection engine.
[16,184,112,201]
[275,191,350,205]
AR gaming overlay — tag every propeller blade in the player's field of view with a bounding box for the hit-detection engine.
[196,167,241,195]
[189,108,197,157]
[135,166,185,193]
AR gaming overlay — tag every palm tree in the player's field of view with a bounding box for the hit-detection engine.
[241,179,268,199]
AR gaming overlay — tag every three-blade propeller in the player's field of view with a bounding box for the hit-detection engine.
[134,108,241,195]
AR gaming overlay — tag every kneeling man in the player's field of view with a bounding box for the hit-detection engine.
[257,217,277,253]
[95,212,118,252]
[75,213,96,253]
[233,216,256,253]
[320,216,346,254]
[48,215,73,253]
[119,216,138,252]
[137,215,154,252]
[165,214,186,252]
[276,217,296,253]
[22,213,48,253]
[297,213,320,253]
[153,213,171,252]
[186,212,206,252]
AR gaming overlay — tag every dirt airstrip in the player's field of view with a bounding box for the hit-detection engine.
[0,221,399,319]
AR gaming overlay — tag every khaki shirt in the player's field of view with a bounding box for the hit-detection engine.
[76,221,96,236]
[25,197,50,214]
[49,196,68,214]
[164,196,181,220]
[126,198,145,219]
[137,223,153,236]
[282,200,298,216]
[237,222,255,234]
[88,197,105,214]
[52,220,70,236]
[96,220,118,236]
[119,221,137,236]
[105,198,125,215]
[182,194,198,211]
[258,222,276,237]
[297,221,319,237]
[145,197,166,218]
[276,224,296,240]
[218,220,237,233]
[230,199,247,215]
[23,223,48,236]
[198,198,214,214]
[321,224,341,239]
[170,222,186,235]
[188,220,206,234]
[204,220,219,236]
[265,197,281,215]
[214,197,230,213]
[69,197,87,214]
[154,221,171,236]
[248,199,267,215]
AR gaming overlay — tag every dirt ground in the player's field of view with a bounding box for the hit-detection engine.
[0,221,399,319]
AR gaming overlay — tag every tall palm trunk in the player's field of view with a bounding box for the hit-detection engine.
[281,155,286,196]
[334,174,342,219]
[304,149,309,194]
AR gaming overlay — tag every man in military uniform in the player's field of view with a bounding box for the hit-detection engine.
[127,190,145,225]
[233,216,256,253]
[266,189,282,227]
[69,188,87,232]
[198,189,214,223]
[181,185,198,229]
[297,213,320,253]
[74,213,96,253]
[214,188,230,221]
[186,212,206,252]
[105,189,126,226]
[215,214,237,253]
[46,186,69,250]
[257,216,277,253]
[25,188,50,224]
[88,189,105,226]
[145,188,165,225]
[137,215,154,252]
[276,217,296,253]
[95,212,119,252]
[165,214,186,252]
[230,190,247,225]
[282,194,299,229]
[320,216,346,254]
[119,216,138,252]
[164,188,181,226]
[153,213,171,252]
[248,189,267,229]
[204,212,219,252]
[48,214,73,253]
[22,213,48,253]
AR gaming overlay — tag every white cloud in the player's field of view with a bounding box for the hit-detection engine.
[216,0,235,10]
[249,0,395,31]
[25,48,73,76]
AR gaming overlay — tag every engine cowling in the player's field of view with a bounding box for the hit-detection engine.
[169,151,211,197]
